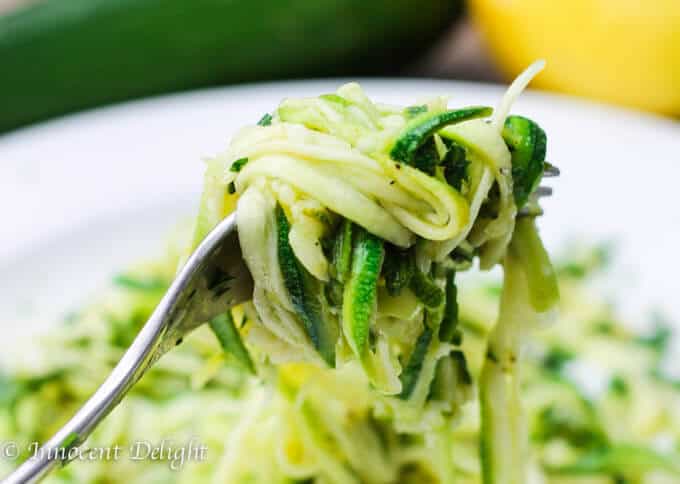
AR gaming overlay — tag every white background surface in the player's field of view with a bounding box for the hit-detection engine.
[1,79,679,344]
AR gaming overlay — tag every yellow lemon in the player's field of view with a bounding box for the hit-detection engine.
[468,0,680,116]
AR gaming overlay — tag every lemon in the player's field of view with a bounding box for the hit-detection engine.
[468,0,680,116]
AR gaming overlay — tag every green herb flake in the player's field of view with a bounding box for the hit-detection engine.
[404,105,427,118]
[542,346,575,373]
[608,375,629,397]
[257,113,272,126]
[634,322,671,353]
[229,157,249,172]
[113,274,167,292]
[441,142,469,191]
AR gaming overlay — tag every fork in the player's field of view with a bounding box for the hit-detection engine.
[3,166,558,483]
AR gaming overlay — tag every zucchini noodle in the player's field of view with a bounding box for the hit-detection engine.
[191,62,559,460]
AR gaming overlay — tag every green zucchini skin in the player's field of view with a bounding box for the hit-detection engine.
[438,270,460,343]
[409,266,444,310]
[209,311,255,374]
[390,107,493,165]
[342,226,384,358]
[0,0,462,133]
[399,326,433,399]
[502,115,547,209]
[382,246,415,297]
[331,219,354,284]
[276,205,336,366]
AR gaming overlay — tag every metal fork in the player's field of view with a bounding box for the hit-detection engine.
[3,213,253,484]
[519,163,559,216]
[3,166,558,483]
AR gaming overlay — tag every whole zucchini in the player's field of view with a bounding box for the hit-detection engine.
[0,0,462,133]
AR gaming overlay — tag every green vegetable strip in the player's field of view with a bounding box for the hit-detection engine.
[342,227,384,358]
[332,219,354,283]
[512,217,559,313]
[409,267,444,309]
[399,327,433,399]
[320,93,351,107]
[382,246,414,296]
[502,115,547,208]
[390,106,493,165]
[438,270,460,343]
[276,205,336,366]
[209,312,255,374]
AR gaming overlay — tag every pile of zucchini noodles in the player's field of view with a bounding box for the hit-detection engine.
[3,243,679,483]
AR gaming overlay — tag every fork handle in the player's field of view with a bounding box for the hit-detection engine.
[3,214,251,483]
[3,301,170,483]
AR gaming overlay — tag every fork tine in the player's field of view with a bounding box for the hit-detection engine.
[535,186,553,197]
[543,162,560,177]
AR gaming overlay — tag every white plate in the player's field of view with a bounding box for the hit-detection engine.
[1,79,679,348]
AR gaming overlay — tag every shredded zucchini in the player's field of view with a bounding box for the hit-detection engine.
[8,62,677,484]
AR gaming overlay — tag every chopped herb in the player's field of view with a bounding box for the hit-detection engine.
[441,142,469,191]
[227,181,236,194]
[113,274,167,292]
[533,405,607,448]
[257,113,272,126]
[592,319,615,334]
[412,140,439,174]
[382,246,415,296]
[559,262,587,279]
[0,373,22,407]
[229,157,249,172]
[404,105,427,118]
[608,375,629,396]
[484,284,503,298]
[634,322,671,353]
[542,346,575,373]
[649,368,680,391]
